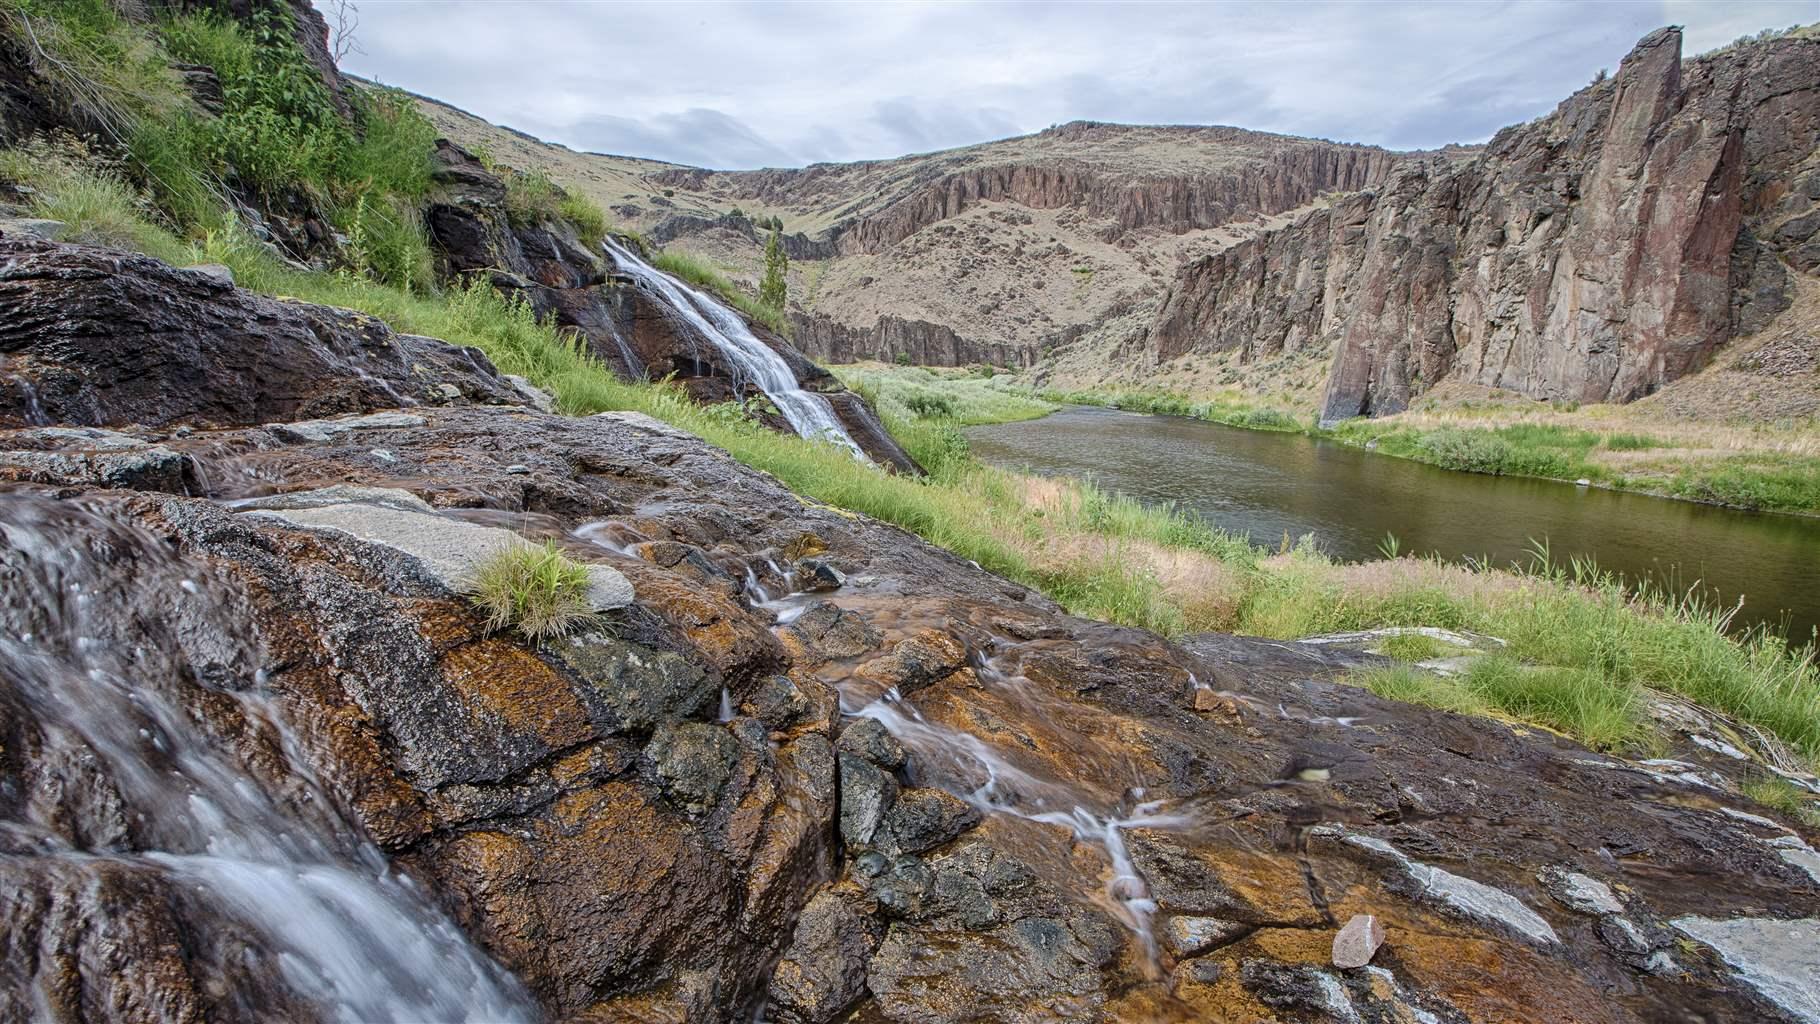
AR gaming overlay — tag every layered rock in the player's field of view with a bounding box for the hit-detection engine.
[789,310,1039,369]
[1140,28,1820,420]
[0,238,523,428]
[2,246,1819,1022]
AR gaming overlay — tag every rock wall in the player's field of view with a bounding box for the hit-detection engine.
[789,311,1039,369]
[1139,28,1820,420]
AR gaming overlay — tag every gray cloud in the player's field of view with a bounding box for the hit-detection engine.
[327,0,1815,169]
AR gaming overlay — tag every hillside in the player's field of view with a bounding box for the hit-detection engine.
[417,27,1818,436]
[414,95,1462,366]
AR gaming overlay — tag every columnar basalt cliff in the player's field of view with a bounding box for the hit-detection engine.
[789,310,1040,369]
[1141,28,1820,420]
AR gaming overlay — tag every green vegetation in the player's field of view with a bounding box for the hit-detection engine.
[651,249,791,337]
[1034,386,1306,432]
[497,164,607,246]
[1378,632,1444,663]
[760,226,787,311]
[1741,777,1820,828]
[470,540,596,639]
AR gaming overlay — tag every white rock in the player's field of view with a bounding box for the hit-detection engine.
[243,502,633,610]
[1161,915,1248,957]
[1540,869,1624,916]
[1671,916,1820,1024]
[267,412,426,444]
[1331,914,1385,968]
[1344,832,1558,944]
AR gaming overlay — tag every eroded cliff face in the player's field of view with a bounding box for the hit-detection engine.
[4,234,1820,1024]
[1141,28,1820,420]
[789,310,1040,369]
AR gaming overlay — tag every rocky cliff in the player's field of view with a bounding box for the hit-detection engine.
[3,234,1819,1023]
[413,104,1423,367]
[1139,28,1820,420]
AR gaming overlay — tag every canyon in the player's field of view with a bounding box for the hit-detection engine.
[422,25,1818,425]
[1,3,1819,1022]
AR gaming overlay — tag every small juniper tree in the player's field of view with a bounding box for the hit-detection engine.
[760,226,788,311]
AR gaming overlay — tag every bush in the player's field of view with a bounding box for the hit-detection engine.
[469,540,596,639]
[559,192,608,247]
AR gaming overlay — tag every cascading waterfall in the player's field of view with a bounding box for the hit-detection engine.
[0,495,535,1022]
[602,239,867,459]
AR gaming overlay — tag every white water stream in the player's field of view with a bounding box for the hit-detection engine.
[602,239,866,458]
[0,497,534,1022]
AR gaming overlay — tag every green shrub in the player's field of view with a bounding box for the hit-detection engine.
[1379,632,1444,663]
[469,540,596,639]
[559,192,609,248]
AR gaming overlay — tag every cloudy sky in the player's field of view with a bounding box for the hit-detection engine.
[327,1,1814,169]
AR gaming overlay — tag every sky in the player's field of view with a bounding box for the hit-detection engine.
[326,1,1817,170]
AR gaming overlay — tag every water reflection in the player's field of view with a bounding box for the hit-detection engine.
[967,407,1820,642]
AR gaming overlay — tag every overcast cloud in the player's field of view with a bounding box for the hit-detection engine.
[327,1,1815,169]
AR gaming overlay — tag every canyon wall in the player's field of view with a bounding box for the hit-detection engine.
[789,311,1039,369]
[1139,28,1820,420]
[820,139,1401,255]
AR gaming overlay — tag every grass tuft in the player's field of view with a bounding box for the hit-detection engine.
[470,540,596,639]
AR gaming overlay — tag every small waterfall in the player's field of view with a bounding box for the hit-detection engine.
[602,239,866,459]
[0,495,534,1021]
[846,671,1187,969]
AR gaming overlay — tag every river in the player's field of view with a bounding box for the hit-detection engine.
[966,406,1820,643]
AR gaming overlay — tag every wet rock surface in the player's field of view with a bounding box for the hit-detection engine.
[2,243,1819,1022]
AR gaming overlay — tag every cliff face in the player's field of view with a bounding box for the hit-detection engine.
[1141,28,1820,420]
[815,140,1400,256]
[789,311,1039,369]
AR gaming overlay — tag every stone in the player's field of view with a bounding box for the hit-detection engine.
[1162,915,1249,958]
[647,722,738,814]
[244,502,632,610]
[230,484,434,513]
[1539,867,1625,916]
[266,411,428,444]
[547,634,716,735]
[0,217,67,241]
[880,787,982,855]
[837,753,898,850]
[786,601,883,660]
[764,890,881,1024]
[794,557,845,592]
[504,374,556,413]
[0,238,522,429]
[1342,832,1558,944]
[837,717,907,770]
[1671,916,1820,1024]
[1331,913,1385,968]
[747,674,814,729]
[180,262,234,287]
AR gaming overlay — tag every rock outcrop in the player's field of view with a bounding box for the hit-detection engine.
[1140,28,1820,420]
[789,310,1039,369]
[3,239,1819,1023]
[419,141,918,469]
[0,238,523,429]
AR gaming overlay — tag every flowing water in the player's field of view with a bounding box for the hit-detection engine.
[602,240,866,458]
[0,494,535,1022]
[968,406,1820,641]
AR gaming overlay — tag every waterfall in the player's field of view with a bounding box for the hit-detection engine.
[0,495,535,1022]
[602,239,867,459]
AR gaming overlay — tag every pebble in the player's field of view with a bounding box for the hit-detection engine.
[1332,913,1385,969]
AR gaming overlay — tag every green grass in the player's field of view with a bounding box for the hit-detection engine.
[1032,386,1306,432]
[470,540,596,639]
[1379,633,1445,663]
[1354,657,1641,750]
[652,249,790,337]
[1742,777,1820,828]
